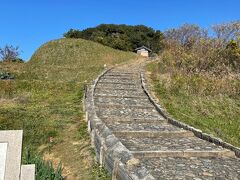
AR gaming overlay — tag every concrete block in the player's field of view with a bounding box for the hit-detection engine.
[0,130,23,180]
[0,143,8,180]
[20,165,35,180]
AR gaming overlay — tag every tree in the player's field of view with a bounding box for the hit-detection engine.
[164,24,208,48]
[224,40,240,70]
[0,45,20,62]
[63,29,81,38]
[212,21,240,43]
[63,24,164,53]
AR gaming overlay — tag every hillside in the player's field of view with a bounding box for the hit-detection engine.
[0,38,137,179]
[146,58,240,147]
[27,38,136,81]
[146,22,240,148]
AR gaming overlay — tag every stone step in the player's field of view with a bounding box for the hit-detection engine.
[107,122,183,132]
[119,136,229,152]
[94,88,145,97]
[96,106,161,119]
[139,157,240,179]
[99,114,163,121]
[94,94,148,99]
[97,81,137,85]
[101,76,134,80]
[114,130,194,138]
[95,87,143,93]
[132,150,235,158]
[107,71,137,75]
[98,78,138,84]
[96,82,140,89]
[94,96,152,107]
[94,103,153,109]
[95,87,140,91]
[103,73,136,78]
[100,117,165,124]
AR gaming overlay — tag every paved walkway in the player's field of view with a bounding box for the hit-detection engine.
[93,62,240,179]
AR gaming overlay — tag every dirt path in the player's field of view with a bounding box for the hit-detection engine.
[43,122,94,179]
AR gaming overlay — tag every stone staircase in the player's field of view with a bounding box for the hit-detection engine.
[92,67,240,179]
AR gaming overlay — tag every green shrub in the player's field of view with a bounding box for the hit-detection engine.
[0,71,14,80]
[224,40,240,70]
[12,57,24,63]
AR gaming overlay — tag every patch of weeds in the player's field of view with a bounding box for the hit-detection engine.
[91,161,111,180]
[0,71,14,80]
[78,121,88,140]
[23,149,63,180]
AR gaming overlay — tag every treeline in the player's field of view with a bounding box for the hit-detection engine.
[63,24,164,53]
[163,21,240,73]
[64,22,240,72]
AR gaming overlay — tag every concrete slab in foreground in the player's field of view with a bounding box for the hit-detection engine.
[0,143,8,180]
[0,130,35,180]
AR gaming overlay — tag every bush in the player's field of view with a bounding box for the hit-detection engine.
[12,57,24,63]
[0,71,14,80]
[63,29,82,38]
[63,24,164,53]
[162,21,240,74]
[224,40,240,70]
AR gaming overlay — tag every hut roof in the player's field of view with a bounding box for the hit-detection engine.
[135,46,152,52]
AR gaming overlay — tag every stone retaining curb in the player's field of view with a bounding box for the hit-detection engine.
[84,69,156,180]
[140,72,240,158]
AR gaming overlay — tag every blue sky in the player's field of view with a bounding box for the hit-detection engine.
[1,0,240,60]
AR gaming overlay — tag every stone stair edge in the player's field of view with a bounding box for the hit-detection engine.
[131,149,235,158]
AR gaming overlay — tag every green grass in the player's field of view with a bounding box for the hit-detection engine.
[23,150,63,180]
[0,38,136,179]
[147,61,240,147]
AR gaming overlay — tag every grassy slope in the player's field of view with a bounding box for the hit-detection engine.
[146,61,240,147]
[0,38,137,179]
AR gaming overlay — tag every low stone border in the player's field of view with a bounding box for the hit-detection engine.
[84,69,155,180]
[140,72,240,158]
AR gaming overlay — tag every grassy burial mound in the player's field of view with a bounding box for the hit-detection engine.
[28,38,136,81]
[0,38,136,179]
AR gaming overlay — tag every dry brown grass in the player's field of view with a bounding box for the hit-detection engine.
[147,46,240,147]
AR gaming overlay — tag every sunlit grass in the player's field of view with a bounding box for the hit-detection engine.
[147,61,240,147]
[0,38,136,179]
